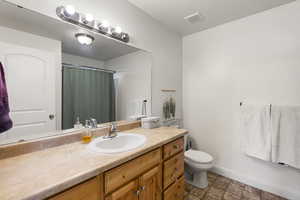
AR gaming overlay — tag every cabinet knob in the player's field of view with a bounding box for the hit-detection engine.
[173,144,179,149]
[140,186,146,191]
[134,190,140,196]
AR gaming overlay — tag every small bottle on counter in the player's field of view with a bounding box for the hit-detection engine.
[82,120,92,143]
[74,117,83,129]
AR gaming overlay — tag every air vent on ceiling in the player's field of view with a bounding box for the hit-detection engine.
[184,12,204,24]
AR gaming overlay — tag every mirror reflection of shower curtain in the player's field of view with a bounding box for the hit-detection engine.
[62,66,115,129]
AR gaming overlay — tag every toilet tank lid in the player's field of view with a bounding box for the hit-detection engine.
[185,149,213,163]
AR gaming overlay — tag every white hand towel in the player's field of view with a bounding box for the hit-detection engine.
[271,106,300,169]
[240,105,272,161]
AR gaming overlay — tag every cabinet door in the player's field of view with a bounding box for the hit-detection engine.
[139,166,162,200]
[105,179,139,200]
[105,149,161,194]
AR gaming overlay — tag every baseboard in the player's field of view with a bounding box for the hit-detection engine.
[210,165,300,200]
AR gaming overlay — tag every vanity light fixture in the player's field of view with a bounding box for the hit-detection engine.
[111,26,123,38]
[64,5,75,16]
[101,20,110,28]
[75,33,94,45]
[83,13,94,23]
[56,5,130,43]
[98,20,110,33]
[112,26,122,34]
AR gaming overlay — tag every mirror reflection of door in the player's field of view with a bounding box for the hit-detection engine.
[0,41,56,141]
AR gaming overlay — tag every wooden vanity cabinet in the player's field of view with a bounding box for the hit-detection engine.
[162,137,185,199]
[48,137,185,200]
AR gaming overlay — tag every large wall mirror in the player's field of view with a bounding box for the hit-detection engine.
[0,1,152,145]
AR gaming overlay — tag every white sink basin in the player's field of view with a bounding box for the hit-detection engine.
[87,133,146,154]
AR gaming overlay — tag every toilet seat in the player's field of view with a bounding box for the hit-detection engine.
[184,149,213,164]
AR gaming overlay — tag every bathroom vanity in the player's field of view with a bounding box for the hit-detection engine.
[49,137,184,200]
[0,126,187,200]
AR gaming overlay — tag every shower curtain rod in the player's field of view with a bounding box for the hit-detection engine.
[62,63,116,74]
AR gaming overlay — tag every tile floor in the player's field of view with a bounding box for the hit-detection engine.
[184,172,287,200]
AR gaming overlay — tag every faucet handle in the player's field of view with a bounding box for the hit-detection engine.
[110,122,118,131]
[90,118,98,128]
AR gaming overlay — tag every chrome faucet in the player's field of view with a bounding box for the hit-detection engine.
[103,122,118,139]
[90,118,98,128]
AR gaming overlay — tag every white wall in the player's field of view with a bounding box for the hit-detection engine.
[7,0,182,120]
[0,25,62,131]
[62,53,104,68]
[105,51,152,120]
[183,2,300,199]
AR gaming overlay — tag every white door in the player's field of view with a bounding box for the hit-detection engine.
[0,41,56,142]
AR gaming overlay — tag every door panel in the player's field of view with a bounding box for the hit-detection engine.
[139,165,162,200]
[0,41,56,141]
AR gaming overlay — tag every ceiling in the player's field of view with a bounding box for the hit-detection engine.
[128,0,295,36]
[0,1,140,61]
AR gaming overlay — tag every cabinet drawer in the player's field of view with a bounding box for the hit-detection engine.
[163,137,184,160]
[163,152,184,189]
[164,176,184,200]
[49,177,100,200]
[105,148,161,194]
[105,179,139,200]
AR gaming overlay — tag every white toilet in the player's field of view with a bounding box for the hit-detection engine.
[184,149,214,188]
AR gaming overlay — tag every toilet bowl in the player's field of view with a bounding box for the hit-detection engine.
[184,149,214,188]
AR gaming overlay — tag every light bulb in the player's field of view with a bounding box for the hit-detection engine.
[85,13,94,22]
[114,26,122,34]
[65,5,75,16]
[75,34,94,45]
[101,20,109,28]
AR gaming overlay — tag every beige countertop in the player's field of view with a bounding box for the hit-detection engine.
[0,127,188,200]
